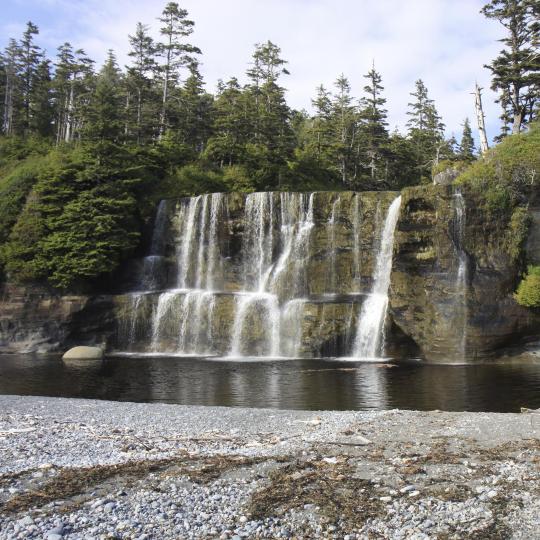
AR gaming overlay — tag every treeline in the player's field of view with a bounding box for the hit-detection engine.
[0,0,537,291]
[1,3,480,190]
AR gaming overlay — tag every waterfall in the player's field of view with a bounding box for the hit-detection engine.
[352,194,362,293]
[326,197,341,293]
[452,191,468,360]
[353,196,402,359]
[228,192,314,357]
[117,191,402,359]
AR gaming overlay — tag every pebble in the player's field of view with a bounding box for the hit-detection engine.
[0,396,538,540]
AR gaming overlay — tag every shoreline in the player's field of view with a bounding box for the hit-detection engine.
[1,395,539,539]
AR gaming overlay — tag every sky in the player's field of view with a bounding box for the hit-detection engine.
[1,0,505,143]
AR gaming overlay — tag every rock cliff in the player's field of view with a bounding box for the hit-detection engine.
[1,186,538,361]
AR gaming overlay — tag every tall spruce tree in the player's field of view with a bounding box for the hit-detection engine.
[30,59,54,137]
[52,44,94,144]
[156,2,201,137]
[245,41,294,188]
[481,0,540,135]
[19,22,43,135]
[176,63,214,154]
[406,79,445,179]
[2,39,22,136]
[459,118,476,161]
[126,22,158,144]
[205,78,248,167]
[331,75,358,186]
[358,64,389,185]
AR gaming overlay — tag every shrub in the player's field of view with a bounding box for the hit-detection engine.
[515,266,540,308]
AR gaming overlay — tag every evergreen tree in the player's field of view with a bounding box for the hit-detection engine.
[244,41,294,188]
[176,63,214,154]
[204,78,248,167]
[28,59,54,137]
[406,79,445,179]
[482,0,540,135]
[308,84,334,165]
[52,44,94,144]
[459,118,476,161]
[330,75,358,186]
[83,51,124,150]
[19,22,43,135]
[126,22,158,144]
[2,39,22,136]
[358,64,389,185]
[157,2,201,137]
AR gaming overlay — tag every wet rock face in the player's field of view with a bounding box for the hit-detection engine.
[390,185,540,362]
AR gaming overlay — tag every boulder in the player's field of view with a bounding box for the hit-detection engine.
[62,346,103,360]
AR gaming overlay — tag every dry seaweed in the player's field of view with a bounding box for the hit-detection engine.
[1,453,272,515]
[248,459,384,531]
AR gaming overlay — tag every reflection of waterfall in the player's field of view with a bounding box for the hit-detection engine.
[117,191,400,359]
[452,191,468,361]
[353,196,402,359]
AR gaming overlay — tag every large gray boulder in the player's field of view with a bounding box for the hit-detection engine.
[62,346,103,360]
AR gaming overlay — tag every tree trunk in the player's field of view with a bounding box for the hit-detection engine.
[474,83,489,155]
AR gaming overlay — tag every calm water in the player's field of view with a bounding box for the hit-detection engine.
[1,354,540,412]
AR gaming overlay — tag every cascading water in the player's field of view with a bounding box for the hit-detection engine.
[117,191,401,359]
[228,192,314,357]
[352,196,402,359]
[452,190,468,360]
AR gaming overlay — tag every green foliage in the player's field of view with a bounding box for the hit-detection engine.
[161,164,226,198]
[431,159,469,178]
[0,154,48,244]
[514,266,540,308]
[456,122,540,212]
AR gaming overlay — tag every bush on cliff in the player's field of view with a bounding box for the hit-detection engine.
[455,123,539,212]
[515,266,540,308]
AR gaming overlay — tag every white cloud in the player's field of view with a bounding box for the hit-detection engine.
[2,0,506,143]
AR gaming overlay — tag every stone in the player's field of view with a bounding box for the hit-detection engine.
[433,166,460,186]
[62,346,103,360]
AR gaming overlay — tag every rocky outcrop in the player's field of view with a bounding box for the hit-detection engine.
[389,185,540,362]
[0,285,115,354]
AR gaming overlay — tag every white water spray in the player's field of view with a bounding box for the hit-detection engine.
[353,196,402,359]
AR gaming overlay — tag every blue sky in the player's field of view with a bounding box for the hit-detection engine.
[1,0,505,144]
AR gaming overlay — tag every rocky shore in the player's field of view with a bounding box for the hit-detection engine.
[0,396,539,539]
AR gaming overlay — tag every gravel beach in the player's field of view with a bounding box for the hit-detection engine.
[0,395,539,539]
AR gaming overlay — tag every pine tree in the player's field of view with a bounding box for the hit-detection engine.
[156,2,201,137]
[481,0,540,135]
[459,118,476,161]
[176,63,213,154]
[82,51,124,158]
[19,22,43,135]
[52,44,94,144]
[30,59,53,137]
[126,22,158,144]
[358,64,389,185]
[406,79,445,179]
[309,84,333,164]
[331,75,358,186]
[245,41,294,188]
[2,39,22,136]
[204,78,248,167]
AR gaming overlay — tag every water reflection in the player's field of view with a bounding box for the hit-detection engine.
[0,354,539,412]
